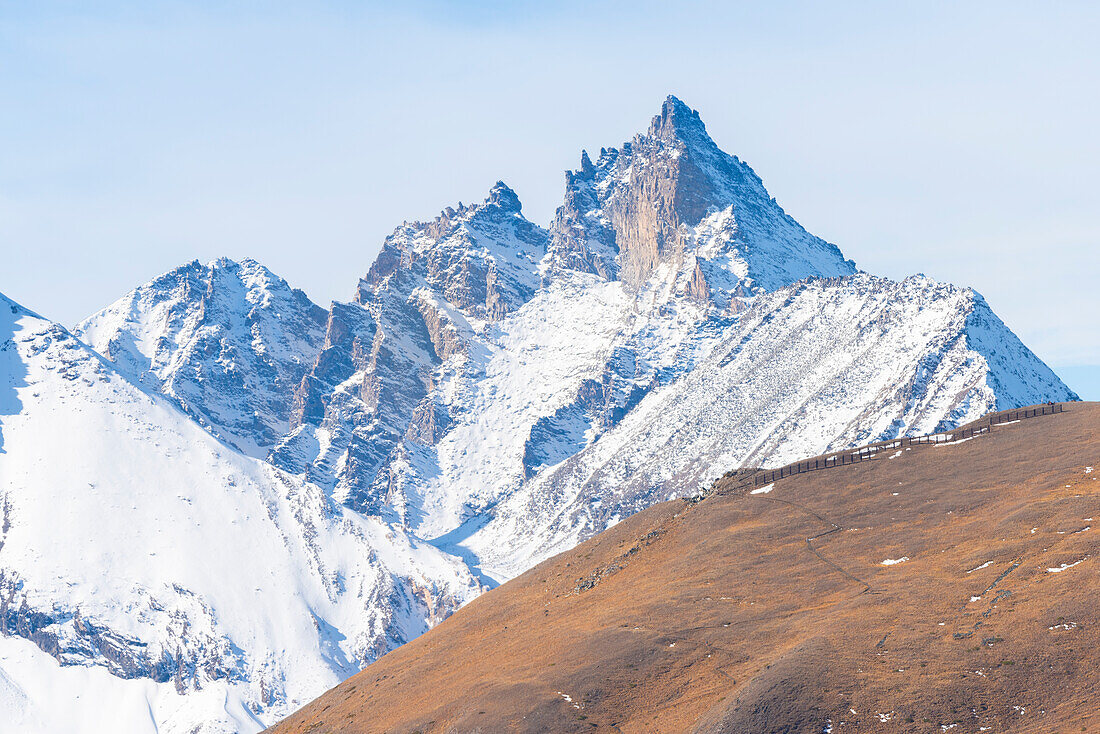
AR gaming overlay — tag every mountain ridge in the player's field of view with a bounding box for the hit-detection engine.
[0,288,483,733]
[0,95,1080,732]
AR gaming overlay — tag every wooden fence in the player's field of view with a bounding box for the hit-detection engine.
[730,402,1066,490]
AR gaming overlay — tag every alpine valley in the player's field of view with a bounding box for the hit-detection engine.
[0,97,1077,732]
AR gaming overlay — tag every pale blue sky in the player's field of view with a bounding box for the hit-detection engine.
[2,1,1098,397]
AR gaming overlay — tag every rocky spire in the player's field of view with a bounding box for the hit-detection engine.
[547,94,854,290]
[487,180,522,213]
[579,149,595,177]
[648,95,711,145]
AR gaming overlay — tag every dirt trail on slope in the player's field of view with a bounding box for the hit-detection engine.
[271,402,1100,734]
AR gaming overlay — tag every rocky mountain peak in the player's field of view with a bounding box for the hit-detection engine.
[547,95,854,290]
[360,181,547,310]
[647,94,711,146]
[578,149,596,177]
[486,180,522,213]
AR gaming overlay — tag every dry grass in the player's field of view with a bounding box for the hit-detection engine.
[271,402,1100,733]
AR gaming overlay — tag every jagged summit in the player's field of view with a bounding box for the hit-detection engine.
[280,182,551,516]
[392,181,528,240]
[486,180,522,213]
[648,94,710,143]
[359,181,547,314]
[548,95,855,290]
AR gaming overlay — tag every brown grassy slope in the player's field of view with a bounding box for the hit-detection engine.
[271,403,1100,734]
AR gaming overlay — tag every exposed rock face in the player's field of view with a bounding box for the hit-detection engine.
[362,181,546,323]
[272,182,549,515]
[546,96,856,292]
[684,257,709,301]
[545,150,619,279]
[0,570,242,693]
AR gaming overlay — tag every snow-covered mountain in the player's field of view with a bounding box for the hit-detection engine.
[75,257,327,457]
[270,181,550,518]
[0,292,481,733]
[0,95,1078,731]
[464,273,1075,578]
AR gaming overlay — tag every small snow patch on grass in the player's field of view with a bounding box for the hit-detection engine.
[881,557,909,566]
[750,483,774,495]
[1049,621,1078,631]
[1047,557,1088,573]
[557,692,580,709]
[936,435,977,447]
[966,560,993,574]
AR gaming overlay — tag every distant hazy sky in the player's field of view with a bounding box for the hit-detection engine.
[2,1,1098,396]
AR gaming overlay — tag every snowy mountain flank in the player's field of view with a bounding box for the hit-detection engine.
[75,257,328,458]
[0,96,1077,731]
[0,294,481,732]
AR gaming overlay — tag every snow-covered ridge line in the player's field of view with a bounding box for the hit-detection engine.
[464,273,1076,580]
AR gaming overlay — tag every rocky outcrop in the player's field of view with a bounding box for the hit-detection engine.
[273,183,549,515]
[361,181,547,323]
[0,571,243,694]
[685,257,709,301]
[545,150,619,280]
[547,96,855,293]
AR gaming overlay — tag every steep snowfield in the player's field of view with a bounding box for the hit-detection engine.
[398,264,726,541]
[463,274,1077,579]
[0,294,481,732]
[75,257,327,457]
